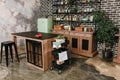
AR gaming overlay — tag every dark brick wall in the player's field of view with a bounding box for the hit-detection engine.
[101,0,120,27]
[39,0,120,26]
[98,0,120,54]
[39,0,120,27]
[39,0,52,18]
[39,0,120,54]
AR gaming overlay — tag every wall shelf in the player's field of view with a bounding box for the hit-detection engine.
[52,0,100,57]
[52,0,100,30]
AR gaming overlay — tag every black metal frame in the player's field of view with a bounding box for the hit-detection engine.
[26,39,43,68]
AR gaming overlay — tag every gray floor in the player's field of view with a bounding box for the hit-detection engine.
[0,53,116,80]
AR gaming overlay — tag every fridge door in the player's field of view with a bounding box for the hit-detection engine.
[37,18,53,33]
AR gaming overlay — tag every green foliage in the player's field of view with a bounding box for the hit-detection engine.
[57,34,64,39]
[93,10,119,46]
[74,6,78,12]
[67,0,73,4]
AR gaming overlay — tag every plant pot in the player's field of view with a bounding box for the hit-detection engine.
[56,39,65,43]
[102,49,113,61]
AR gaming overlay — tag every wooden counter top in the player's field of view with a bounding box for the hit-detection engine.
[11,31,58,71]
[12,31,58,40]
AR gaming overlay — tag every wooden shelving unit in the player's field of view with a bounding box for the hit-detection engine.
[53,30,97,57]
[52,0,101,30]
[52,0,100,57]
[70,31,97,57]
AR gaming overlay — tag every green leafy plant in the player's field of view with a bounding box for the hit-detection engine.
[67,0,73,4]
[93,10,119,50]
[74,6,78,13]
[93,10,119,60]
[56,34,64,39]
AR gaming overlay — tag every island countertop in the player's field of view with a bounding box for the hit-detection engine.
[12,31,58,71]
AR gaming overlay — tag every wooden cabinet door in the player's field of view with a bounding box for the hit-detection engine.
[79,34,97,57]
[26,39,43,68]
[79,36,93,57]
[69,36,79,54]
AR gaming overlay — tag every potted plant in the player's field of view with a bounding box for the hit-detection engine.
[67,0,73,4]
[56,34,65,43]
[93,10,119,61]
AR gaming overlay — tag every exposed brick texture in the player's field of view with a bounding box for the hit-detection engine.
[97,0,120,54]
[39,0,52,18]
[101,0,120,27]
[40,0,120,27]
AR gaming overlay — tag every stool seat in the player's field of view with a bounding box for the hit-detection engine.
[1,41,15,45]
[0,41,20,66]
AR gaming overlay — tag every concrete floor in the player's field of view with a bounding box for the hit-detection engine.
[0,46,119,80]
[0,53,117,80]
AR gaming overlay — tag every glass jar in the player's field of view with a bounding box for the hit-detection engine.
[84,27,87,32]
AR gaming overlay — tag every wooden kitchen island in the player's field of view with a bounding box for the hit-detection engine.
[12,31,58,71]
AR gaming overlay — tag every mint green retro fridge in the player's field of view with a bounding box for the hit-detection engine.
[37,18,53,33]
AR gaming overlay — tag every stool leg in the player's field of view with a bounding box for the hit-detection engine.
[5,46,9,67]
[0,43,3,63]
[13,43,20,62]
[9,45,13,63]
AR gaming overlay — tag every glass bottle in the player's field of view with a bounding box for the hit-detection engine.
[68,25,71,31]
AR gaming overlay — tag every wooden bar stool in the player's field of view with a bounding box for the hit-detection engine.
[0,41,20,66]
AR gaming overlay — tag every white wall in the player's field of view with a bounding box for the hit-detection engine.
[0,0,41,46]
